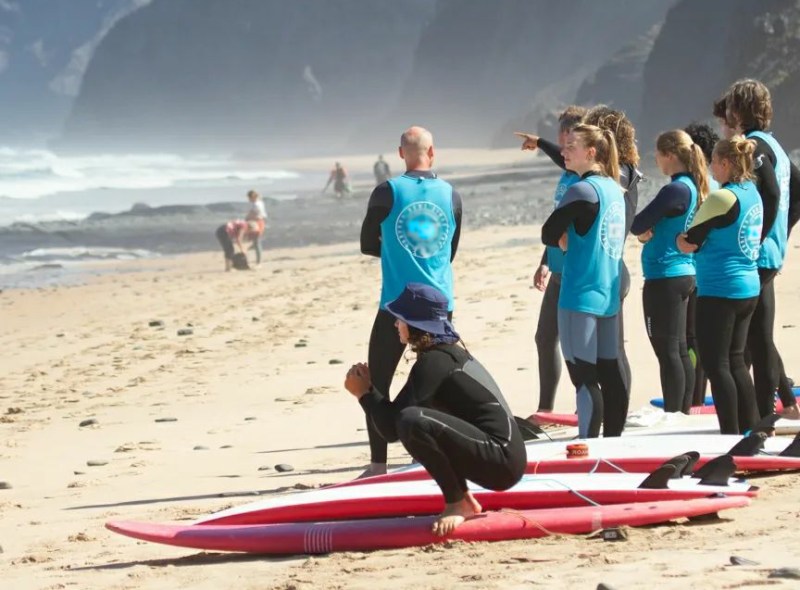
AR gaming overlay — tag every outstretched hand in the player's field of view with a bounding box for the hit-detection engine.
[345,363,372,399]
[514,131,539,151]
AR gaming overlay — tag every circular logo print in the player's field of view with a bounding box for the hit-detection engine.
[396,201,449,259]
[600,201,625,259]
[738,203,763,261]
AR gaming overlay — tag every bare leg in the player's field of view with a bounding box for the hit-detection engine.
[432,491,482,536]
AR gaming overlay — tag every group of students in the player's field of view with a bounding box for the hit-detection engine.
[341,78,799,536]
[527,78,800,438]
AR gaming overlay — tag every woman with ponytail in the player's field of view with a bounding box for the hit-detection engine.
[677,137,762,434]
[541,125,627,438]
[631,130,709,413]
[345,283,525,536]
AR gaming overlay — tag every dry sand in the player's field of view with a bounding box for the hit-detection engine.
[2,161,800,588]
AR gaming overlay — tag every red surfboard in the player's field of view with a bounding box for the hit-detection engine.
[107,496,751,554]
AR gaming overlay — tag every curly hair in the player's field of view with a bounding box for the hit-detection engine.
[726,78,773,131]
[583,105,639,167]
[684,122,720,163]
[406,325,459,353]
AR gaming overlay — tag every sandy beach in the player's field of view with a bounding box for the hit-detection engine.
[3,153,800,588]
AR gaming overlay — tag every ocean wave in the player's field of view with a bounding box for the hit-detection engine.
[0,147,299,200]
[19,246,155,262]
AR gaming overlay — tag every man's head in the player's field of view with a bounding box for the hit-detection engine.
[399,126,435,170]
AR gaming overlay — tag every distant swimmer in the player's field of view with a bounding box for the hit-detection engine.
[373,154,392,185]
[244,190,267,266]
[631,130,709,414]
[541,124,627,439]
[677,136,762,435]
[514,105,586,416]
[323,162,351,198]
[358,125,462,479]
[344,283,525,536]
[215,219,259,271]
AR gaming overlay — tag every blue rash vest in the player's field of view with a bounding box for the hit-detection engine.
[747,130,790,270]
[559,175,626,317]
[695,181,762,299]
[546,171,580,274]
[380,174,456,311]
[641,174,698,280]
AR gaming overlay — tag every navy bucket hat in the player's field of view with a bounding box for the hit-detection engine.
[386,283,459,339]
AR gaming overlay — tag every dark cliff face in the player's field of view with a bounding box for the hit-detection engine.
[383,0,674,147]
[59,0,434,154]
[638,0,800,147]
[0,0,146,145]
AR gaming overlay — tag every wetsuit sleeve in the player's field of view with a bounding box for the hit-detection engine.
[541,182,599,245]
[789,161,800,235]
[450,188,463,261]
[631,181,691,235]
[537,137,566,170]
[358,351,455,442]
[685,189,740,247]
[620,165,642,235]
[752,140,780,242]
[360,182,393,258]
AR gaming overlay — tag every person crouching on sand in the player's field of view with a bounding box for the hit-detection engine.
[215,219,259,271]
[344,283,526,536]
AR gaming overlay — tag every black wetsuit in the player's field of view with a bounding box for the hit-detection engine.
[359,344,526,503]
[360,171,463,464]
[745,132,800,414]
[631,177,696,413]
[686,193,759,434]
[537,138,640,418]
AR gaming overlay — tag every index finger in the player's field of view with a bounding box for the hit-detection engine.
[513,132,535,139]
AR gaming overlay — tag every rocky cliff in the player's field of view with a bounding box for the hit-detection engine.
[59,0,434,154]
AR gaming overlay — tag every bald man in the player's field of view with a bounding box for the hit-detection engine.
[359,126,463,478]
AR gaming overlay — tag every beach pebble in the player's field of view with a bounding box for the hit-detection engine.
[73,471,85,476]
[258,465,271,471]
[220,445,233,449]
[193,445,209,451]
[730,555,759,566]
[274,464,294,473]
[155,417,178,423]
[0,481,12,490]
[251,316,259,322]
[177,328,193,336]
[769,568,800,580]
[148,320,164,327]
[79,418,98,428]
[597,585,617,590]
[294,342,307,348]
[244,416,257,421]
[56,333,65,338]
[86,460,108,467]
[328,359,343,365]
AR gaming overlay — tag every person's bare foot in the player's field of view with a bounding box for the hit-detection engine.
[432,491,482,536]
[779,404,800,420]
[356,463,387,479]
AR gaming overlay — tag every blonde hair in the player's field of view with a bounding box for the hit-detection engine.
[713,136,756,183]
[656,130,710,204]
[571,124,620,183]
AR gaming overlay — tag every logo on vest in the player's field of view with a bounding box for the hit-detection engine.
[600,201,625,259]
[396,201,450,259]
[738,204,763,261]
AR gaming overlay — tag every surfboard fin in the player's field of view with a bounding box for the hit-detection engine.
[692,454,735,486]
[638,464,678,489]
[751,413,781,435]
[778,432,800,457]
[660,454,691,478]
[513,416,542,441]
[727,431,767,457]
